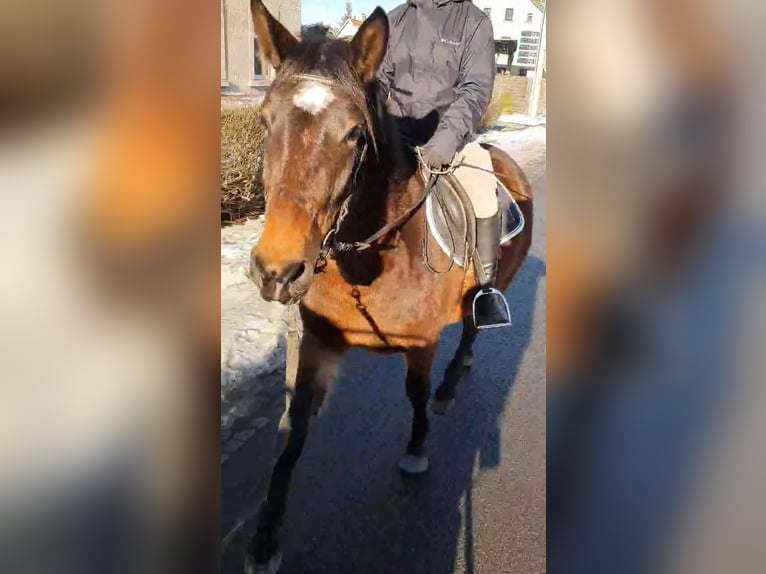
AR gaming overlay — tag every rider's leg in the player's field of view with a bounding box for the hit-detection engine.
[453,142,511,328]
[474,212,511,327]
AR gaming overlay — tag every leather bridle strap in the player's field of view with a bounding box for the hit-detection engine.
[326,173,439,254]
[289,73,438,266]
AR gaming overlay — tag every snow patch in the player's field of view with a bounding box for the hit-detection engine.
[498,114,547,127]
[477,125,546,150]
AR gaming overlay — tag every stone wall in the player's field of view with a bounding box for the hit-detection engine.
[494,75,547,115]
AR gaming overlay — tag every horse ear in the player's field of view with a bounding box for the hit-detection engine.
[349,8,389,83]
[250,0,298,69]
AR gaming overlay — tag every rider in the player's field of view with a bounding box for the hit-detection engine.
[376,0,511,328]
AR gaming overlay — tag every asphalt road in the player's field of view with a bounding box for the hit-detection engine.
[222,141,546,574]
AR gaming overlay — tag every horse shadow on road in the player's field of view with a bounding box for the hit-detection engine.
[221,254,546,574]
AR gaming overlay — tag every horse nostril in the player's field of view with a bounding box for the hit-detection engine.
[282,261,307,284]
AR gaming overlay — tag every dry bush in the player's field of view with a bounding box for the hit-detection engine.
[221,106,265,224]
[477,90,513,133]
[478,98,502,133]
[497,91,514,114]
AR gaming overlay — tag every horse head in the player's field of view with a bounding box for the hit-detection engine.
[248,1,389,304]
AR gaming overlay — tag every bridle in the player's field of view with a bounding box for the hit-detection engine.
[314,169,438,273]
[285,73,439,274]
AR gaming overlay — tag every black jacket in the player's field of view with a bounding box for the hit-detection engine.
[377,0,496,159]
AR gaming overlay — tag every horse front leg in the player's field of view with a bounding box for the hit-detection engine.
[246,332,343,574]
[433,316,478,414]
[399,344,437,475]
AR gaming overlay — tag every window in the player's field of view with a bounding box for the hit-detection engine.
[253,37,264,77]
[248,8,269,83]
[505,8,514,21]
[483,8,491,16]
[526,12,534,23]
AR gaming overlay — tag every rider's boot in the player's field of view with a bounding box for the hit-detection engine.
[473,211,511,329]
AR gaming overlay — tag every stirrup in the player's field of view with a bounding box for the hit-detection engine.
[472,287,512,330]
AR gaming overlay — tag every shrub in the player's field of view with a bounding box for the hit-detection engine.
[477,90,514,133]
[498,91,514,113]
[221,106,265,223]
[477,94,503,133]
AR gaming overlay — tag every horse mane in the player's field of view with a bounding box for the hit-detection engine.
[275,37,411,183]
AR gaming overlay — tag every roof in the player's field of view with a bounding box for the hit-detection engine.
[336,17,363,38]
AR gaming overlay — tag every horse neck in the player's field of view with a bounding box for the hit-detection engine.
[337,94,424,244]
[350,147,423,235]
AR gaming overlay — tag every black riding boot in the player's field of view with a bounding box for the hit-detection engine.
[473,212,511,329]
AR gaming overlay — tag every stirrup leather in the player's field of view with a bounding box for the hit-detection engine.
[472,287,512,330]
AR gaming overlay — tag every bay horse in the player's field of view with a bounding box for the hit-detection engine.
[246,3,533,572]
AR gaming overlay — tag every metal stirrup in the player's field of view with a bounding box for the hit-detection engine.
[472,287,512,330]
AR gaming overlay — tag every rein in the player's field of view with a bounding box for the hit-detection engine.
[286,75,503,272]
[314,173,439,276]
[321,173,439,255]
[284,74,448,270]
[311,146,508,275]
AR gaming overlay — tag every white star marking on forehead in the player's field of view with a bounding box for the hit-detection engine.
[292,82,335,114]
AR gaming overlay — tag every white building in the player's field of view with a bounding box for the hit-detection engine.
[477,0,544,74]
[336,17,364,39]
[338,3,544,75]
[221,0,301,93]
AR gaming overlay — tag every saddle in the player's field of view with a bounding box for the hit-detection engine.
[424,171,525,268]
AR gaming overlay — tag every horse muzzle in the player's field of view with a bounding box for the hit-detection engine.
[249,253,314,305]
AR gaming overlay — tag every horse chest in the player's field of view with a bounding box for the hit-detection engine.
[302,254,458,348]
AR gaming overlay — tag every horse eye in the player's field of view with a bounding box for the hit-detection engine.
[345,125,364,144]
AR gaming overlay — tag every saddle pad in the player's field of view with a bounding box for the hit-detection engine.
[425,179,525,268]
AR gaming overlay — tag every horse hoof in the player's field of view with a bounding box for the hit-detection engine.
[398,454,429,475]
[432,397,454,415]
[245,552,282,574]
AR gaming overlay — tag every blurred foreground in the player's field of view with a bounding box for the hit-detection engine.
[3,0,766,573]
[548,1,766,572]
[0,1,219,573]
